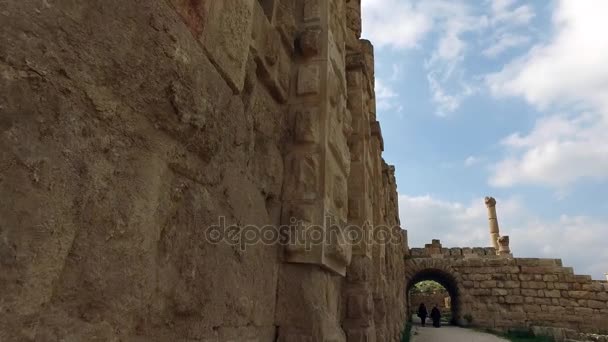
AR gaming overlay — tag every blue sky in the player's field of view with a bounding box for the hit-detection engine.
[361,0,608,279]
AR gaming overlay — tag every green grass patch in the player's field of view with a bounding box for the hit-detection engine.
[472,328,554,342]
[502,330,554,342]
[477,328,555,342]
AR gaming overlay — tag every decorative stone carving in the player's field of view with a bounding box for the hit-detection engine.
[303,0,320,22]
[294,107,319,143]
[282,204,315,225]
[347,70,362,88]
[370,121,383,151]
[299,27,322,57]
[297,64,320,95]
[284,219,313,255]
[328,109,351,175]
[329,68,341,107]
[283,153,319,201]
[325,213,352,269]
[333,175,346,209]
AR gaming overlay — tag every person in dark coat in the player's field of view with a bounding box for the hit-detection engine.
[430,304,441,327]
[417,303,428,326]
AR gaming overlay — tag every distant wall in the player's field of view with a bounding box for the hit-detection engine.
[406,254,608,334]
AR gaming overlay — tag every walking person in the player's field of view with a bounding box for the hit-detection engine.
[417,303,428,327]
[430,304,441,328]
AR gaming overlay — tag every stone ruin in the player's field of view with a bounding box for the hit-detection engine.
[0,1,606,341]
[407,199,608,340]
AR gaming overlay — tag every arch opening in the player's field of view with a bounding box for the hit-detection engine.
[406,268,461,326]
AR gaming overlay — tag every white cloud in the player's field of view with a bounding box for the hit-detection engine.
[375,79,400,113]
[482,0,535,58]
[487,0,608,188]
[362,0,485,116]
[362,0,538,116]
[400,194,523,248]
[490,114,608,187]
[483,33,530,57]
[361,0,432,49]
[487,1,608,111]
[427,71,475,116]
[421,1,485,116]
[490,1,535,26]
[399,194,608,279]
[375,79,398,100]
[362,0,539,116]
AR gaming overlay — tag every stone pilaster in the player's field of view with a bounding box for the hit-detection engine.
[342,37,377,342]
[279,0,351,276]
[276,0,351,340]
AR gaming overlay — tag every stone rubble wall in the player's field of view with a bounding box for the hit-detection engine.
[406,255,608,335]
[0,0,407,341]
[531,326,608,342]
[410,246,501,259]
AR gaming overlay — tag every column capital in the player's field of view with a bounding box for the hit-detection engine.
[484,196,496,208]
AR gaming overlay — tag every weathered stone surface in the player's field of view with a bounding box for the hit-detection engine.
[201,0,256,93]
[406,240,608,335]
[2,0,607,340]
[0,1,409,341]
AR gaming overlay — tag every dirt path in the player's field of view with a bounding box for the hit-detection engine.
[410,321,508,342]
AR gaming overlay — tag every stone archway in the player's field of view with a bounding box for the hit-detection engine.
[404,259,467,326]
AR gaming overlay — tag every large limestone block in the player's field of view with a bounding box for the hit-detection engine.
[202,0,256,93]
[250,2,291,102]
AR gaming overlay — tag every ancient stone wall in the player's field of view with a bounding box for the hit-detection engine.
[0,0,407,341]
[406,241,608,335]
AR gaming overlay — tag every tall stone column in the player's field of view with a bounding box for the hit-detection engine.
[484,197,500,251]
